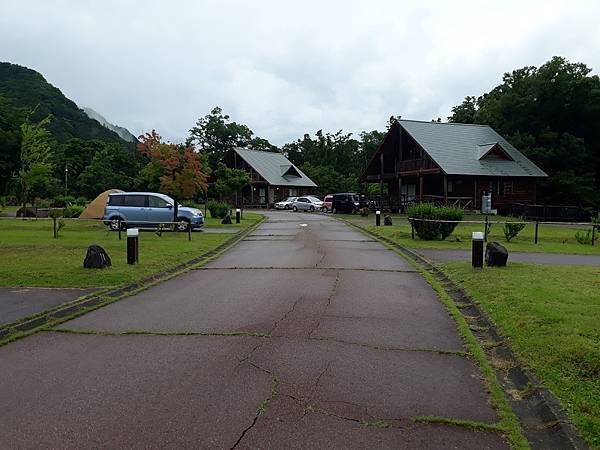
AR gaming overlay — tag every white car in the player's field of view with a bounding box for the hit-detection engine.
[292,196,323,212]
[274,197,298,210]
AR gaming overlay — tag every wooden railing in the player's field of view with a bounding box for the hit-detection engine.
[398,158,436,172]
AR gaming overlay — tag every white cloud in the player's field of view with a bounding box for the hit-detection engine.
[1,0,599,145]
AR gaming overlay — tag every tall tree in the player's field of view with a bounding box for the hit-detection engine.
[188,106,277,169]
[212,162,249,200]
[17,114,57,208]
[138,130,208,200]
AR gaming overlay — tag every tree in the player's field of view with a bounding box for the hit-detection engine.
[17,114,57,207]
[449,56,600,207]
[213,162,249,200]
[138,130,208,200]
[78,144,139,198]
[188,106,277,169]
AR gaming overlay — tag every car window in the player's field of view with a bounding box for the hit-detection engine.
[308,197,320,202]
[148,196,170,208]
[108,195,124,206]
[123,195,146,207]
[325,196,332,201]
[298,198,307,202]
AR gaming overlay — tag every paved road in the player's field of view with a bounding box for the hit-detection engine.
[416,248,600,266]
[0,212,509,449]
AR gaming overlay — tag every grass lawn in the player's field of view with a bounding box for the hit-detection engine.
[344,213,600,255]
[0,213,262,289]
[441,262,600,449]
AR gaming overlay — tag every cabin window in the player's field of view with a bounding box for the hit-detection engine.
[503,181,514,195]
[447,180,453,193]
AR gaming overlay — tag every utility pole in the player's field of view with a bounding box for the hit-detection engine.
[64,164,69,197]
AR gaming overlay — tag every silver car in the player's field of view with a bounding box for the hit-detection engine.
[292,196,323,212]
[274,197,297,210]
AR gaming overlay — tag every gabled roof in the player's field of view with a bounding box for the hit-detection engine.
[399,120,547,177]
[233,148,317,187]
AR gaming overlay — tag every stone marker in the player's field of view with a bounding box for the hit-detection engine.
[83,245,112,269]
[221,215,232,224]
[485,241,508,267]
[384,215,393,226]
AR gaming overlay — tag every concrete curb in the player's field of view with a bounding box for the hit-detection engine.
[0,216,266,343]
[344,220,588,450]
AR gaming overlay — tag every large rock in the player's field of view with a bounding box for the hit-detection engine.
[83,245,112,269]
[485,241,508,267]
[384,215,393,226]
[221,215,232,224]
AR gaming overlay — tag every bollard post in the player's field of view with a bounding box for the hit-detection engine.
[472,231,484,268]
[188,223,192,241]
[592,225,596,246]
[534,221,539,244]
[236,208,241,224]
[53,216,57,239]
[127,228,139,264]
[484,215,489,242]
[118,219,122,241]
[375,210,381,226]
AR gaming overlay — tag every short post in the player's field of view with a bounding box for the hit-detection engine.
[375,210,381,226]
[126,228,139,265]
[118,219,122,241]
[592,225,596,246]
[472,231,484,268]
[236,208,241,224]
[410,219,415,240]
[188,223,192,241]
[534,221,539,244]
[484,215,489,242]
[53,216,57,239]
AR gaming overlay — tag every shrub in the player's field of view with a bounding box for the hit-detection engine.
[206,200,230,219]
[50,195,76,207]
[407,203,463,240]
[74,196,88,206]
[180,200,202,209]
[575,229,593,245]
[503,220,526,242]
[359,207,370,217]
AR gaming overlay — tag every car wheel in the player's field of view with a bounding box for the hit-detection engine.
[292,206,298,212]
[176,218,190,232]
[322,206,328,213]
[285,205,289,210]
[109,217,124,231]
[310,206,315,212]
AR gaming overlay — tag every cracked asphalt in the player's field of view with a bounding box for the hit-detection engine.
[0,211,510,449]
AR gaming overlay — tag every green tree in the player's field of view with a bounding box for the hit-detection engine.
[17,114,57,208]
[188,106,277,169]
[213,162,249,200]
[78,144,139,198]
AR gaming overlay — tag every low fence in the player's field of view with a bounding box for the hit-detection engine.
[510,203,592,222]
[406,216,599,246]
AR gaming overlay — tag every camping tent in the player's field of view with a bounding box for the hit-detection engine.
[79,189,123,219]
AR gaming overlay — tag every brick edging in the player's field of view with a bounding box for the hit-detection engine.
[344,220,588,450]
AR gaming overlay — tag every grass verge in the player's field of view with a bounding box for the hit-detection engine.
[0,213,262,288]
[441,262,600,449]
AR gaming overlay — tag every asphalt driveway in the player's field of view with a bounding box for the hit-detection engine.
[0,211,509,449]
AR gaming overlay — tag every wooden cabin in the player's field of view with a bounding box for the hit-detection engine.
[361,120,547,213]
[222,148,317,207]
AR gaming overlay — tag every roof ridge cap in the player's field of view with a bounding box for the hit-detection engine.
[400,119,490,128]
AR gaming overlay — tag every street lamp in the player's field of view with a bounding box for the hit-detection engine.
[64,165,69,197]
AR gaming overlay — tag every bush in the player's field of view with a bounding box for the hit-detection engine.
[74,196,88,206]
[575,229,593,245]
[206,200,230,219]
[63,205,85,218]
[503,220,526,242]
[407,203,463,240]
[180,200,202,209]
[359,207,370,217]
[50,195,76,207]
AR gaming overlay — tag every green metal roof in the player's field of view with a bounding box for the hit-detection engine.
[399,120,547,177]
[233,148,317,187]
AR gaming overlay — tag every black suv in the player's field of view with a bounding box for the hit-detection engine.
[332,193,361,214]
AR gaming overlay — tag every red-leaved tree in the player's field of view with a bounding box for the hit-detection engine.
[137,130,208,199]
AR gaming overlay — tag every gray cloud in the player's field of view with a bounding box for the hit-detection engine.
[1,0,599,145]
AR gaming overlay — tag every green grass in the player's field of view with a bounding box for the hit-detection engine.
[441,262,600,449]
[344,213,600,255]
[0,214,262,288]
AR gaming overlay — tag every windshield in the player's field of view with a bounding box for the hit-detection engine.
[308,197,321,202]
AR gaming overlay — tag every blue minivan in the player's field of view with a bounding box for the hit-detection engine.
[103,192,204,231]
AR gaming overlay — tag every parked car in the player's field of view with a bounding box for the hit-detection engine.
[274,197,298,210]
[103,192,204,231]
[332,193,361,214]
[292,196,323,212]
[322,194,333,213]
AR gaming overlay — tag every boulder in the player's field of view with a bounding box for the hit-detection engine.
[384,215,393,226]
[83,245,112,269]
[485,241,508,267]
[221,215,232,224]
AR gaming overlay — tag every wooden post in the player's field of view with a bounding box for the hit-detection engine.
[53,216,57,239]
[411,220,415,240]
[419,174,423,203]
[443,174,448,203]
[484,215,489,242]
[118,219,122,241]
[398,176,403,212]
[591,225,596,246]
[534,221,539,244]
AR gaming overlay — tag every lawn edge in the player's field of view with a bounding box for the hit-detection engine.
[342,218,589,450]
[0,214,266,347]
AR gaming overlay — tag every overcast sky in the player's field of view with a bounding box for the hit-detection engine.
[1,0,599,145]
